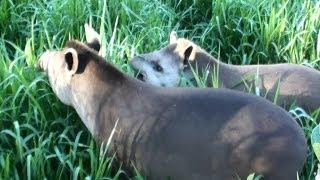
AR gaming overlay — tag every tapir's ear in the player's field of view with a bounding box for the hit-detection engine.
[86,39,101,52]
[64,48,79,75]
[170,31,178,44]
[84,23,101,52]
[183,45,193,65]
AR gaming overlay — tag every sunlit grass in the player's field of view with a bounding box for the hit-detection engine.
[0,0,319,179]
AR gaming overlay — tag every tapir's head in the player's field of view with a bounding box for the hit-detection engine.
[38,44,79,105]
[130,31,197,87]
[38,40,107,106]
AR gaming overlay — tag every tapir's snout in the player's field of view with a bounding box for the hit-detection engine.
[37,51,53,72]
[130,56,144,70]
[130,56,147,82]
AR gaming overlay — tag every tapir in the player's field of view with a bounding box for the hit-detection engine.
[130,31,320,113]
[38,39,307,180]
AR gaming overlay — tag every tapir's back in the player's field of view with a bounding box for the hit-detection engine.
[231,63,320,111]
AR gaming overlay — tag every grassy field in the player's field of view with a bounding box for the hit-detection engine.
[0,0,320,179]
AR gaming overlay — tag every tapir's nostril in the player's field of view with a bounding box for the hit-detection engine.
[139,56,145,60]
[134,55,145,61]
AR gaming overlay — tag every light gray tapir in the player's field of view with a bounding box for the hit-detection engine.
[131,31,320,113]
[38,37,307,180]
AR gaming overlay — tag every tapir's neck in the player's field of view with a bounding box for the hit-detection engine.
[70,87,99,137]
[190,50,242,87]
[69,61,127,140]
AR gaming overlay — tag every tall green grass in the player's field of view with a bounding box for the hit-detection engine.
[0,0,319,179]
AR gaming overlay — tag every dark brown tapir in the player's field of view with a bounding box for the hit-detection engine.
[38,38,307,179]
[130,31,320,114]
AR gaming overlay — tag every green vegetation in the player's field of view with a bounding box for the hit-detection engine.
[0,0,319,179]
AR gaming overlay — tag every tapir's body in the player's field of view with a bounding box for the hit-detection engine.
[38,40,307,180]
[99,84,306,180]
[189,51,320,111]
[130,32,320,112]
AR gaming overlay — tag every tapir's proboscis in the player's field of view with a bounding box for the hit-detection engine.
[38,40,307,180]
[130,31,320,113]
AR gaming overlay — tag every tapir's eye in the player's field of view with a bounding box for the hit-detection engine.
[153,63,163,72]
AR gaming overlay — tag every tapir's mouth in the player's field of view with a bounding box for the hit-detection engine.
[130,56,147,82]
[137,72,145,81]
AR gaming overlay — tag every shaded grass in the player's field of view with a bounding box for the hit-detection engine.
[0,0,319,179]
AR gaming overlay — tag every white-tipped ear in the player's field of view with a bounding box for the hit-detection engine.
[64,48,79,75]
[84,23,101,45]
[170,31,178,44]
